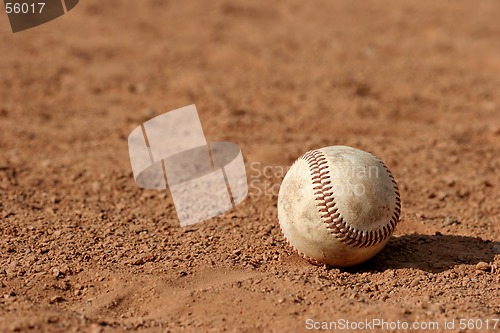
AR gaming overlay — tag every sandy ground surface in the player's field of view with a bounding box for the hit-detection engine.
[1,0,499,332]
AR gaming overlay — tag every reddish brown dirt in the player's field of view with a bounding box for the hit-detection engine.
[1,0,499,332]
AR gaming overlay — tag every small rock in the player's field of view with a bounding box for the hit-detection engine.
[476,262,490,271]
[265,225,274,233]
[410,277,421,287]
[232,249,241,256]
[52,268,61,278]
[444,217,460,226]
[49,295,65,304]
[492,244,500,254]
[437,192,447,201]
[131,258,145,266]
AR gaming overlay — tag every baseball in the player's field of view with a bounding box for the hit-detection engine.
[278,146,401,267]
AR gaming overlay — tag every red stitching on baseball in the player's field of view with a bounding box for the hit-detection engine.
[300,149,401,248]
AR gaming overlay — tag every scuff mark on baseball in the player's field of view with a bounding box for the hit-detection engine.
[278,146,401,267]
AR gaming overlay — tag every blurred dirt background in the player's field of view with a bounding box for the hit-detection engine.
[1,0,499,332]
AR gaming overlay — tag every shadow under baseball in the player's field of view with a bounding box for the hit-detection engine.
[346,234,499,273]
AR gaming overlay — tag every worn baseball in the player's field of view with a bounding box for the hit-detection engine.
[278,146,401,267]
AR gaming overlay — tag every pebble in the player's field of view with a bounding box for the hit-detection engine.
[437,192,447,201]
[131,258,145,266]
[52,268,61,278]
[476,262,490,271]
[410,277,421,287]
[444,217,460,226]
[49,295,65,303]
